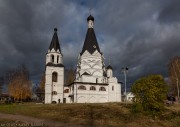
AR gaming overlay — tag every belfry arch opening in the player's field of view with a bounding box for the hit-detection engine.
[51,55,54,63]
[57,55,59,63]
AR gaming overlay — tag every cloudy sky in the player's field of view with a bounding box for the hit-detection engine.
[0,0,180,89]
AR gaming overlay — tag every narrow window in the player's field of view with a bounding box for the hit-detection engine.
[112,86,114,91]
[57,55,59,63]
[52,72,58,82]
[52,91,57,95]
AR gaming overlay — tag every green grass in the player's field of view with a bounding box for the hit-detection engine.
[0,103,180,127]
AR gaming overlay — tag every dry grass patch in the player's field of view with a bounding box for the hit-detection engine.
[0,103,180,127]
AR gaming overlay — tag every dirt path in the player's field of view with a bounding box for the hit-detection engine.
[0,113,83,127]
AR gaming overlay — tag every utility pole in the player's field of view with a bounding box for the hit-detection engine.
[122,67,128,104]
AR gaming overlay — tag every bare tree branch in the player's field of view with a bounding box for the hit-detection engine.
[168,56,180,102]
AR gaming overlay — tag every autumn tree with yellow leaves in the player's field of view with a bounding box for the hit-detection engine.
[6,65,32,101]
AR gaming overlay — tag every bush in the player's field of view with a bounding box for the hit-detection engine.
[131,75,167,115]
[131,103,143,113]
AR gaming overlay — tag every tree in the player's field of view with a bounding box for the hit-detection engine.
[0,76,4,95]
[39,73,45,91]
[6,65,32,101]
[131,75,167,114]
[168,56,180,102]
[65,69,75,85]
[36,73,45,101]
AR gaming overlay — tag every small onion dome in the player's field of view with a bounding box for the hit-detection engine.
[54,28,58,32]
[107,65,113,70]
[87,15,94,22]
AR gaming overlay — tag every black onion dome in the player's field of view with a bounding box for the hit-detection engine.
[87,15,94,22]
[107,65,113,70]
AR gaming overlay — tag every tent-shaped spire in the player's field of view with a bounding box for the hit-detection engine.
[49,28,61,52]
[80,15,101,55]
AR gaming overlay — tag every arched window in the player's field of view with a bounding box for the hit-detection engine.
[64,89,69,93]
[112,86,114,91]
[52,91,57,95]
[51,55,54,63]
[99,87,106,91]
[90,86,96,91]
[52,72,58,82]
[78,85,86,90]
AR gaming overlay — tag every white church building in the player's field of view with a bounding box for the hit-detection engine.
[45,14,122,104]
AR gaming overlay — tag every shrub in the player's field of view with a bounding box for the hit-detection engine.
[131,75,167,115]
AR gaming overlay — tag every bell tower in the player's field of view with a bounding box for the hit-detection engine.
[45,28,64,104]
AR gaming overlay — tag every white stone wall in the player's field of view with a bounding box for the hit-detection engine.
[108,82,121,102]
[72,83,109,103]
[63,86,71,103]
[45,66,64,104]
[108,77,122,102]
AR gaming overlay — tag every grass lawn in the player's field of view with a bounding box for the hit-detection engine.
[0,103,180,127]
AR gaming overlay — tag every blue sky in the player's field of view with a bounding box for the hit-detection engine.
[0,0,180,89]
